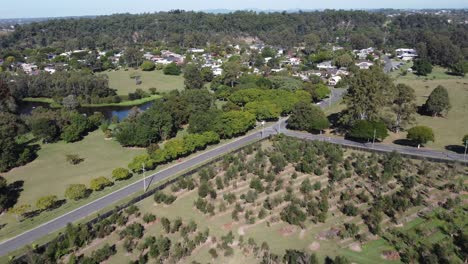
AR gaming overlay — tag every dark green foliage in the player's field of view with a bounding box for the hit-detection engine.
[153,192,177,204]
[184,63,204,89]
[348,120,388,142]
[413,59,433,76]
[287,102,330,133]
[119,223,145,239]
[0,112,35,172]
[423,85,451,116]
[341,67,395,125]
[280,204,306,226]
[163,63,181,75]
[143,213,156,223]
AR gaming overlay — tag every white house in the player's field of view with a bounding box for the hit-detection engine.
[328,76,342,86]
[396,48,418,60]
[213,67,223,76]
[20,63,38,75]
[355,61,374,70]
[44,66,56,74]
[188,48,205,53]
[317,61,336,70]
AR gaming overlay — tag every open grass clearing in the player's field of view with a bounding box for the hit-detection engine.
[101,69,184,95]
[385,78,468,150]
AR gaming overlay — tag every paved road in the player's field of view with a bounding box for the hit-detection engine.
[0,118,466,256]
[283,128,467,163]
[383,55,393,73]
[315,87,347,109]
[0,124,280,256]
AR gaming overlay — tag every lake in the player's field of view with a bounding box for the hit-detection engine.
[19,101,155,121]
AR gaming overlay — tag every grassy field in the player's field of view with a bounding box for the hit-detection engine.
[389,62,463,81]
[55,138,465,264]
[0,130,145,240]
[385,78,468,150]
[102,69,184,95]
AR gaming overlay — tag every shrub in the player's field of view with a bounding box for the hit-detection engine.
[65,154,83,165]
[112,168,132,181]
[65,184,89,201]
[36,195,58,211]
[163,63,181,75]
[90,177,113,191]
[140,60,156,71]
[154,192,177,204]
[143,213,156,223]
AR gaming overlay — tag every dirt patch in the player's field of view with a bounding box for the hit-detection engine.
[349,242,362,252]
[309,241,320,251]
[238,226,245,236]
[279,226,296,237]
[223,222,234,231]
[317,228,340,240]
[382,250,400,261]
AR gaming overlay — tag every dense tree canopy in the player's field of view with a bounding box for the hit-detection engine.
[342,67,395,124]
[287,102,330,133]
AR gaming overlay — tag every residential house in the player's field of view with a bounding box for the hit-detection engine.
[317,61,336,70]
[395,48,418,61]
[355,60,374,70]
[20,63,38,75]
[328,76,342,86]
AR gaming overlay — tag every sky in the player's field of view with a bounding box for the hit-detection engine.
[0,0,466,19]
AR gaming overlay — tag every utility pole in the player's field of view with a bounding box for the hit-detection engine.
[142,163,146,193]
[372,129,376,148]
[464,140,468,162]
[261,120,265,138]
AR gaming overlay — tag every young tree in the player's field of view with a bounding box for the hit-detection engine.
[112,168,132,181]
[9,204,31,221]
[184,63,204,89]
[407,126,435,148]
[90,177,113,191]
[36,195,58,211]
[391,83,416,133]
[65,184,89,201]
[287,102,329,133]
[423,85,451,116]
[462,134,468,147]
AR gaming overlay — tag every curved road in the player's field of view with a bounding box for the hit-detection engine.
[0,120,466,256]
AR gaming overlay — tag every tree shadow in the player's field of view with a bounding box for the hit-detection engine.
[393,139,416,147]
[445,145,465,154]
[5,180,24,210]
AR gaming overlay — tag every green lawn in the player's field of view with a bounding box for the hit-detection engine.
[388,78,468,150]
[0,131,144,240]
[389,62,463,81]
[101,69,184,95]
